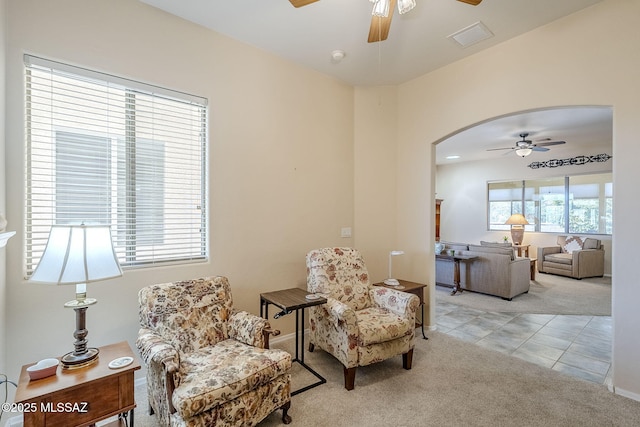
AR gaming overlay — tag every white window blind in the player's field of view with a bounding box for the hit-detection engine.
[25,55,208,274]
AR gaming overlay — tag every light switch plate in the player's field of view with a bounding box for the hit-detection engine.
[341,227,352,238]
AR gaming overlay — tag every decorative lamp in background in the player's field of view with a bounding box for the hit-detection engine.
[384,250,404,286]
[505,214,529,245]
[29,224,122,369]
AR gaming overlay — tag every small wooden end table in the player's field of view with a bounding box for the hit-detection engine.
[373,280,428,340]
[513,244,530,257]
[14,341,140,427]
[260,287,327,396]
[435,253,478,296]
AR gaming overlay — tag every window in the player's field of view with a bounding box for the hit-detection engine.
[487,173,612,235]
[25,55,208,274]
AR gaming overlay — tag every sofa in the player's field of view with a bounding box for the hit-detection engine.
[537,235,605,279]
[436,241,531,300]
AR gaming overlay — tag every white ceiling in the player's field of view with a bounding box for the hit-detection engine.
[139,0,610,165]
[436,107,613,165]
[140,0,602,86]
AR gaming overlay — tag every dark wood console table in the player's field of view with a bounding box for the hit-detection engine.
[435,253,477,296]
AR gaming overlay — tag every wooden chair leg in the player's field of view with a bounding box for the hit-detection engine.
[281,401,292,424]
[344,366,357,390]
[403,349,414,370]
[148,400,155,415]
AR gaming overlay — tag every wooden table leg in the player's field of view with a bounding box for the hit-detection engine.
[450,259,463,295]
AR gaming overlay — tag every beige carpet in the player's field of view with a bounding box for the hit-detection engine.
[436,273,611,316]
[130,329,640,427]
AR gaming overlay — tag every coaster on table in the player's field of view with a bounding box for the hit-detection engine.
[108,356,133,369]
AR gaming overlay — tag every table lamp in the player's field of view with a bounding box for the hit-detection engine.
[505,214,529,245]
[384,250,404,286]
[29,224,122,369]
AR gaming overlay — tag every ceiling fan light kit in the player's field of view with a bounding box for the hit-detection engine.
[487,132,566,158]
[515,148,533,157]
[290,0,481,43]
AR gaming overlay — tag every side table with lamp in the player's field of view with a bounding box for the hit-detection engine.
[377,251,428,339]
[15,224,140,426]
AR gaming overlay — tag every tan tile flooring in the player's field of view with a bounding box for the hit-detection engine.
[436,300,612,385]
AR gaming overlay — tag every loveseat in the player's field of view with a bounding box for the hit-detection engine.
[436,242,531,300]
[537,235,605,279]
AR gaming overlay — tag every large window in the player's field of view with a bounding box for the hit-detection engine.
[25,55,208,274]
[488,173,612,235]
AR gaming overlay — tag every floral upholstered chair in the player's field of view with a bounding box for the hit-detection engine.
[306,248,420,390]
[136,276,292,426]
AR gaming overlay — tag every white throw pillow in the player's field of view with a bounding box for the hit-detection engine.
[563,237,583,254]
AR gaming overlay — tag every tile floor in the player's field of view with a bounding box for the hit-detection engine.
[436,299,612,385]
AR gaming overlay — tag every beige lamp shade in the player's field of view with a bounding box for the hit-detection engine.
[505,214,529,245]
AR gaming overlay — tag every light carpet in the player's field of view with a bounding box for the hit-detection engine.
[435,273,611,316]
[130,329,640,427]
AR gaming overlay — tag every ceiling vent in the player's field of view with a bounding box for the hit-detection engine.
[448,21,494,48]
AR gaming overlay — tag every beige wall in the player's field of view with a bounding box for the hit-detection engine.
[0,0,7,378]
[394,0,640,399]
[3,0,354,389]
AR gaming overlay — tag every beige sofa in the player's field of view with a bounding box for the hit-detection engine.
[436,242,531,300]
[537,235,605,279]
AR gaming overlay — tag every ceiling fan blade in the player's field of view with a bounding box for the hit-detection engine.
[289,0,319,7]
[486,147,515,151]
[532,146,550,152]
[535,140,566,147]
[457,0,483,5]
[368,0,397,43]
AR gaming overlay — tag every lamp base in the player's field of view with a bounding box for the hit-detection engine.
[61,347,99,370]
[510,227,524,245]
[62,301,99,370]
[384,278,400,286]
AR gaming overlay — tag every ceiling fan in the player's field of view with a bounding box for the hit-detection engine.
[288,0,483,43]
[487,133,566,157]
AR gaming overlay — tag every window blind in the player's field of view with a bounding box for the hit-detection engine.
[25,54,208,275]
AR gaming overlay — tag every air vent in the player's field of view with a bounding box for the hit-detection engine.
[448,21,494,48]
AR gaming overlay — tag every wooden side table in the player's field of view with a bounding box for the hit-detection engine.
[260,287,327,396]
[373,280,428,340]
[15,341,140,427]
[513,244,530,257]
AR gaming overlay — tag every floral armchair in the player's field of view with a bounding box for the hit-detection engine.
[136,276,292,426]
[306,248,420,390]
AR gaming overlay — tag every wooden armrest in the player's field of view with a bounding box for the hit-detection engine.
[262,327,281,349]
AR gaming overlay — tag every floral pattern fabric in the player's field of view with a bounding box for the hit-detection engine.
[306,248,420,372]
[136,276,291,427]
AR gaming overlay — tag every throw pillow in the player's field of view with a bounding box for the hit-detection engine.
[563,236,584,254]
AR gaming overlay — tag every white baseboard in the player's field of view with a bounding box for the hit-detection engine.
[611,385,640,402]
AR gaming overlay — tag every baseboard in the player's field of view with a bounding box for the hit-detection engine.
[611,385,640,402]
